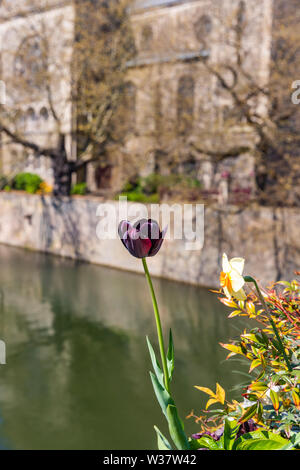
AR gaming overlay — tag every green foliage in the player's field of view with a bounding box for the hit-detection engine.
[190,419,293,450]
[167,329,175,382]
[118,191,159,203]
[13,172,43,194]
[0,175,9,190]
[71,182,87,196]
[154,426,172,450]
[191,277,300,449]
[118,173,202,203]
[147,335,189,450]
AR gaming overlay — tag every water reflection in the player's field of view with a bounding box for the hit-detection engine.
[0,245,247,449]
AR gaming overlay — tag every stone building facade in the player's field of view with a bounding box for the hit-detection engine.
[120,0,274,203]
[0,0,74,184]
[0,0,275,200]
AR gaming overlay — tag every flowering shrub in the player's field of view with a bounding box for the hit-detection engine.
[13,172,44,194]
[118,224,300,450]
[189,260,300,450]
[37,181,53,194]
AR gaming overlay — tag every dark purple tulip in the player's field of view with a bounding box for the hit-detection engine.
[118,219,167,259]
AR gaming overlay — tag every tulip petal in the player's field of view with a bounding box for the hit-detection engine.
[134,219,148,231]
[161,226,168,239]
[140,220,160,240]
[148,237,164,257]
[118,219,165,258]
[127,235,152,258]
[118,220,132,239]
[148,224,167,256]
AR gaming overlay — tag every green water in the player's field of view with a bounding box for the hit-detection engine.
[0,245,247,450]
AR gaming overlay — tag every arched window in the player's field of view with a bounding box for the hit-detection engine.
[122,81,136,134]
[26,107,37,121]
[141,25,153,52]
[194,15,212,43]
[154,82,162,135]
[40,107,49,120]
[177,75,195,134]
[237,1,246,29]
[14,35,46,90]
[16,110,26,129]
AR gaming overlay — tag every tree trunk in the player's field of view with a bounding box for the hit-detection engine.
[52,134,72,196]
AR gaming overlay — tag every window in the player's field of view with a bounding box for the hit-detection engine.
[26,108,37,121]
[123,82,136,133]
[40,107,49,121]
[14,35,46,90]
[141,25,153,52]
[237,1,246,28]
[194,15,212,43]
[154,82,162,135]
[177,75,195,134]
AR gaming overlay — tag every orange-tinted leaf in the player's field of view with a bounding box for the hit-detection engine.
[246,301,256,315]
[206,398,219,409]
[292,390,300,409]
[215,383,225,405]
[270,390,280,413]
[249,382,268,392]
[228,310,242,318]
[238,404,257,423]
[219,298,237,308]
[194,386,216,398]
[220,343,243,356]
[249,359,261,373]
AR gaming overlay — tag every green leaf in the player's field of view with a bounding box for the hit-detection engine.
[149,371,189,450]
[149,371,174,418]
[154,426,173,450]
[233,430,290,450]
[249,381,268,392]
[237,439,289,450]
[166,404,190,450]
[270,389,280,412]
[281,432,300,450]
[223,419,240,450]
[191,436,220,450]
[239,403,258,423]
[167,329,174,381]
[146,336,164,388]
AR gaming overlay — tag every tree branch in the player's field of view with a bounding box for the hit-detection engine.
[0,123,58,158]
[190,142,251,161]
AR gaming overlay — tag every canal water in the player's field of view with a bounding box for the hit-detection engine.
[0,245,248,449]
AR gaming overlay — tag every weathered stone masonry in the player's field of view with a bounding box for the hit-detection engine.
[0,192,298,287]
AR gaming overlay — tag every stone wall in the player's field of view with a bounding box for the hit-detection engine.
[0,191,299,287]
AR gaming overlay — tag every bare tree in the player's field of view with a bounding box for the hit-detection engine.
[188,0,300,206]
[0,0,135,196]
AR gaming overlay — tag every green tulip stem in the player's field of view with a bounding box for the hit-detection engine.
[245,276,292,372]
[142,257,170,393]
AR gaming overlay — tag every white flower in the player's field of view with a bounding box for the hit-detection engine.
[220,253,246,301]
